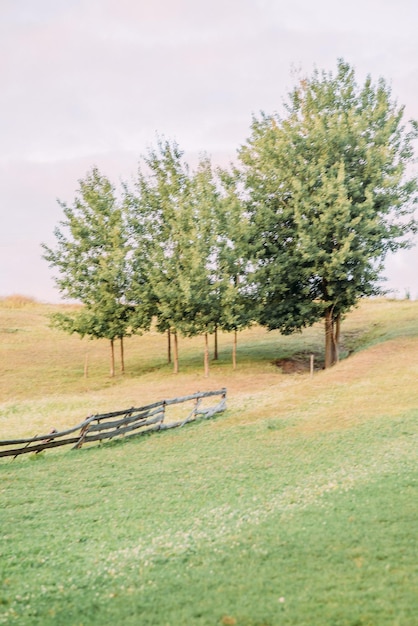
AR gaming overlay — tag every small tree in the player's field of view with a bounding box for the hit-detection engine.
[129,139,243,375]
[180,156,221,376]
[127,139,191,373]
[214,167,253,368]
[239,60,418,367]
[42,167,147,376]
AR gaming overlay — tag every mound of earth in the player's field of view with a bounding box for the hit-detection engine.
[273,354,322,374]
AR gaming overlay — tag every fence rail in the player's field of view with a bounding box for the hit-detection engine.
[0,388,227,458]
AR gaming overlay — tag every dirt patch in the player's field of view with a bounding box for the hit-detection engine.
[273,354,322,374]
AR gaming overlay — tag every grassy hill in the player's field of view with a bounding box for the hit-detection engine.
[1,297,417,625]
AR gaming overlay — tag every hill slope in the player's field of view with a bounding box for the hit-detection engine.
[1,297,417,437]
[0,298,417,625]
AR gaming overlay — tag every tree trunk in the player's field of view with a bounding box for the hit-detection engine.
[232,329,237,370]
[204,332,209,378]
[213,325,218,360]
[120,336,125,375]
[173,331,179,374]
[324,309,333,369]
[324,308,340,368]
[334,313,341,362]
[110,339,115,377]
[167,329,171,364]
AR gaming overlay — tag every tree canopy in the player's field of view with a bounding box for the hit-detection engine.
[42,167,148,376]
[43,60,417,373]
[238,59,417,366]
[127,139,250,374]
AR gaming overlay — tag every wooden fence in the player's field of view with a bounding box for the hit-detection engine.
[0,388,227,458]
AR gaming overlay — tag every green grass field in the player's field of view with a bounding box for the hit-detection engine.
[1,297,417,625]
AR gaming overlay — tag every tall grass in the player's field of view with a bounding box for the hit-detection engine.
[1,298,417,625]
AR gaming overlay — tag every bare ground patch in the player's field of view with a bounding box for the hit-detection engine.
[273,352,323,374]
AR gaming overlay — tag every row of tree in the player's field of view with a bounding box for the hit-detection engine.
[43,144,250,376]
[43,60,418,375]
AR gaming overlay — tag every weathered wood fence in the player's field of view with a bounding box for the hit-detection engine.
[0,388,227,458]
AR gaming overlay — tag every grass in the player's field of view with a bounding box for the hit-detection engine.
[1,297,418,625]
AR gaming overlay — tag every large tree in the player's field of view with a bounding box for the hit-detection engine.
[42,167,149,376]
[239,60,417,367]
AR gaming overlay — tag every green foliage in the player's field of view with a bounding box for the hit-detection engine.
[128,138,199,336]
[128,140,252,342]
[239,59,418,365]
[42,168,155,374]
[42,61,418,371]
[215,167,254,334]
[49,304,135,342]
[42,168,145,342]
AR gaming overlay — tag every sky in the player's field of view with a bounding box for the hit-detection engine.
[1,0,418,302]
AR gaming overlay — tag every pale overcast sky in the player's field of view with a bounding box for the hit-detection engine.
[1,0,418,302]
